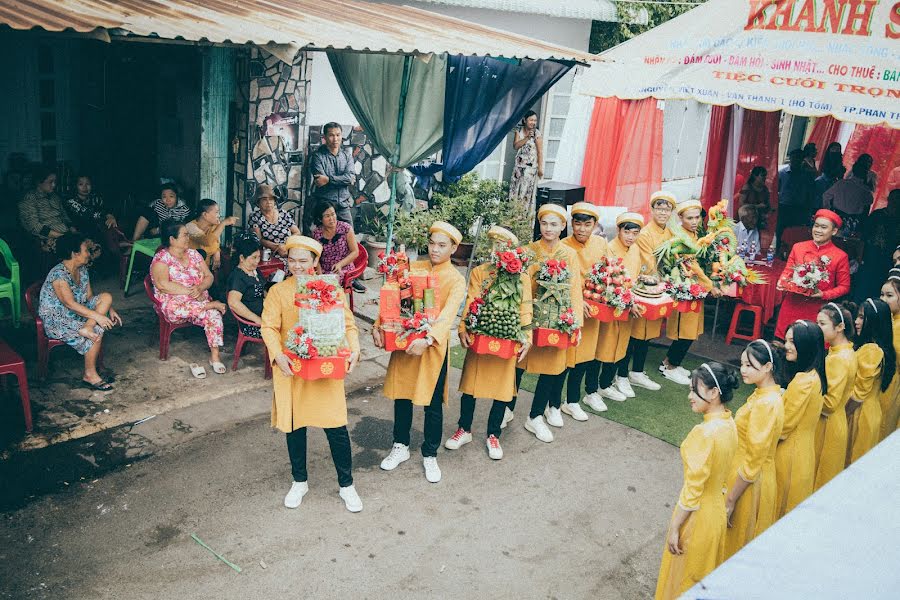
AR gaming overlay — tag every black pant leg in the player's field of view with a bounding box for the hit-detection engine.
[550,368,571,409]
[585,360,601,394]
[619,339,635,377]
[667,339,693,367]
[599,362,617,389]
[393,400,413,446]
[632,339,650,372]
[286,428,308,483]
[486,401,506,438]
[458,394,476,432]
[529,374,552,419]
[324,426,354,487]
[566,363,587,405]
[421,358,447,457]
[509,367,525,412]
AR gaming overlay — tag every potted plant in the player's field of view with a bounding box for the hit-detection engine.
[360,211,389,269]
[392,208,434,261]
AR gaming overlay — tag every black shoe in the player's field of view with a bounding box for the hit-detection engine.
[352,280,367,293]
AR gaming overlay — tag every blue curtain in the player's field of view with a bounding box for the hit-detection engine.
[441,56,573,179]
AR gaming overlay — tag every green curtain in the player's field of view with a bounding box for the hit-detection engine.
[327,52,445,167]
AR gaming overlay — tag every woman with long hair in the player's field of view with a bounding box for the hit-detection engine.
[877,274,900,439]
[508,110,544,211]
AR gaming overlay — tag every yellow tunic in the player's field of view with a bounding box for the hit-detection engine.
[775,370,824,518]
[633,221,673,341]
[655,410,737,600]
[666,231,713,342]
[596,238,639,363]
[813,342,857,491]
[261,278,360,433]
[379,259,466,406]
[186,219,221,265]
[724,385,784,560]
[520,239,584,376]
[878,314,900,441]
[562,234,608,366]
[847,342,884,464]
[458,264,533,402]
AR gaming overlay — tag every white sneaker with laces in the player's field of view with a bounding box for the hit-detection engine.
[380,443,411,471]
[444,428,473,450]
[561,402,589,421]
[674,365,690,378]
[339,485,363,513]
[584,393,608,413]
[423,456,442,483]
[544,407,564,428]
[629,371,661,391]
[500,407,515,430]
[600,385,627,402]
[486,435,503,460]
[660,367,691,385]
[615,376,636,398]
[284,481,308,509]
[524,415,554,442]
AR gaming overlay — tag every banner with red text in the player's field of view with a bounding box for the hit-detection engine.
[581,0,900,128]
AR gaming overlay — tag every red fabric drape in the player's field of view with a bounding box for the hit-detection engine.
[734,110,782,237]
[843,125,900,212]
[806,116,841,171]
[700,105,732,210]
[581,97,663,219]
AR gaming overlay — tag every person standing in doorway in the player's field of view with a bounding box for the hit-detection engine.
[508,110,544,213]
[309,122,357,226]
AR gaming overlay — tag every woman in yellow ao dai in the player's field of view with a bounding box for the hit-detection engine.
[877,278,900,440]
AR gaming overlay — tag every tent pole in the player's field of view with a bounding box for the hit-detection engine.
[385,55,413,253]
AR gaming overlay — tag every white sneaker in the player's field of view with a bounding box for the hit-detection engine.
[500,407,515,430]
[659,363,691,379]
[524,415,554,443]
[339,485,363,513]
[423,456,442,483]
[380,443,411,471]
[583,393,608,413]
[629,371,661,391]
[544,407,564,428]
[284,481,308,509]
[444,428,472,450]
[660,367,691,386]
[615,376,636,398]
[486,435,503,460]
[600,385,627,402]
[561,402,589,421]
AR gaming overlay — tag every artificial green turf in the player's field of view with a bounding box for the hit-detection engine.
[449,344,749,447]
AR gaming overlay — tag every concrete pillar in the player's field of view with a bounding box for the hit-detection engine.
[200,47,235,217]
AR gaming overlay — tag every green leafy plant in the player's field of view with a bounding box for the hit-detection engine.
[392,208,435,253]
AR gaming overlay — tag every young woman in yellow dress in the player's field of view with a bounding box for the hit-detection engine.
[520,203,583,443]
[878,275,900,439]
[724,339,784,559]
[846,299,895,463]
[813,302,858,490]
[655,361,738,600]
[775,320,826,518]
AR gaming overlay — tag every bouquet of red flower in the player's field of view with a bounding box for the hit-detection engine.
[383,311,433,352]
[782,255,831,296]
[377,249,411,283]
[491,246,530,275]
[286,274,350,379]
[294,276,340,312]
[584,256,634,321]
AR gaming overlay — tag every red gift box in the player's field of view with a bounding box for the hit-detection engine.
[384,330,427,352]
[674,299,703,313]
[284,350,349,380]
[585,299,630,322]
[379,287,402,319]
[635,295,675,320]
[471,334,522,359]
[533,327,572,349]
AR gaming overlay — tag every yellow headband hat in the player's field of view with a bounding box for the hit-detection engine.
[486,225,518,246]
[649,191,677,208]
[429,221,462,245]
[616,212,645,227]
[571,202,601,221]
[676,199,703,215]
[537,203,568,222]
[284,235,323,257]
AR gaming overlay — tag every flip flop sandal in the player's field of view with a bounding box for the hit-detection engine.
[82,379,113,392]
[209,361,226,375]
[190,363,207,379]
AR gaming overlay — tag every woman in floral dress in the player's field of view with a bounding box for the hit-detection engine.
[311,201,360,288]
[508,110,544,212]
[150,220,227,375]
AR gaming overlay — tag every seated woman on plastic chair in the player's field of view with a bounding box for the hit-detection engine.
[226,236,265,338]
[38,233,122,391]
[150,219,227,376]
[311,200,363,292]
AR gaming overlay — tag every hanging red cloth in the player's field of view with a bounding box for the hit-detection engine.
[843,125,900,212]
[581,97,662,219]
[734,110,782,240]
[806,116,841,171]
[700,105,732,210]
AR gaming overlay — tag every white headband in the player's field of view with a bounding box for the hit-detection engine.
[890,275,900,282]
[826,302,845,326]
[701,363,721,396]
[755,339,774,364]
[867,298,878,313]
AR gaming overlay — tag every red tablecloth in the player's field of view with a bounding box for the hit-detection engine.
[258,258,285,279]
[739,259,786,323]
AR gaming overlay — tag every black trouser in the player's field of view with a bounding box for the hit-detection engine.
[286,426,353,487]
[509,368,525,412]
[530,372,567,419]
[599,361,619,390]
[458,394,508,438]
[563,360,600,406]
[393,357,447,457]
[619,338,649,376]
[666,339,693,367]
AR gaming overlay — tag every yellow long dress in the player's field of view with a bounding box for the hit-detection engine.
[655,410,738,600]
[724,385,784,560]
[847,342,884,464]
[596,238,640,363]
[775,370,824,518]
[878,313,900,441]
[632,221,672,341]
[813,342,857,490]
[458,264,533,402]
[562,234,608,367]
[520,239,583,376]
[261,280,360,432]
[666,231,713,342]
[378,259,466,406]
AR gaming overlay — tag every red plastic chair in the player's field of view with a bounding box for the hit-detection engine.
[144,274,193,360]
[25,282,67,378]
[0,339,33,432]
[230,309,272,379]
[726,303,764,345]
[343,243,368,311]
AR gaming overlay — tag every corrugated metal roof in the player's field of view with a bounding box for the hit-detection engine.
[0,0,601,63]
[413,0,618,21]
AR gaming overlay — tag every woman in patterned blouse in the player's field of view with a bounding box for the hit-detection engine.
[249,184,300,260]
